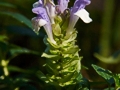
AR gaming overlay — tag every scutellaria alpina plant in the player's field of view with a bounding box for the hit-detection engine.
[31,0,92,89]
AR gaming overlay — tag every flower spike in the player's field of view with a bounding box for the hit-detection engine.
[31,0,92,88]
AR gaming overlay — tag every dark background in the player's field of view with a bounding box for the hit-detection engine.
[0,0,120,89]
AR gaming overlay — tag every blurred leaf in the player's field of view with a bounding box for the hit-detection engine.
[14,77,31,86]
[114,10,120,43]
[76,78,90,90]
[104,87,115,90]
[92,64,114,85]
[94,52,120,64]
[81,65,88,70]
[0,11,32,29]
[0,35,7,41]
[0,41,40,60]
[90,81,107,86]
[9,48,39,56]
[19,84,37,90]
[36,71,47,82]
[0,41,9,53]
[7,25,45,37]
[0,2,16,8]
[7,65,32,73]
[0,77,11,84]
[0,76,36,90]
[8,46,40,60]
[0,67,4,76]
[113,74,120,88]
[118,74,120,78]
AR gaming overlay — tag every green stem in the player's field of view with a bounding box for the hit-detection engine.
[99,0,115,57]
[113,10,120,43]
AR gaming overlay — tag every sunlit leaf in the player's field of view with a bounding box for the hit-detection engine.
[0,11,32,29]
[113,74,120,88]
[92,64,114,85]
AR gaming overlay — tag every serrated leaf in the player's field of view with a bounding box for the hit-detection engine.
[113,74,120,88]
[92,64,114,85]
[0,11,32,29]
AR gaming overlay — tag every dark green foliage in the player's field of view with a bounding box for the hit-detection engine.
[92,64,120,89]
[92,64,114,85]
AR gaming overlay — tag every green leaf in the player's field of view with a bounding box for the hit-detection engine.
[0,41,40,60]
[76,77,90,90]
[13,77,37,90]
[113,74,120,88]
[7,25,44,37]
[0,41,9,53]
[8,47,40,60]
[41,53,58,58]
[92,64,114,85]
[0,2,16,8]
[104,87,115,90]
[0,11,32,29]
[9,48,39,56]
[36,71,48,82]
[0,35,8,41]
[52,24,61,36]
[7,65,32,73]
[19,85,37,90]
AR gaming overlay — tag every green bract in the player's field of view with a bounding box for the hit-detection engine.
[40,16,83,87]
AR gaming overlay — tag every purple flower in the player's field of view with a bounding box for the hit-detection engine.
[66,0,92,35]
[45,0,56,24]
[57,0,69,13]
[31,0,92,40]
[32,0,56,44]
[71,0,91,13]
